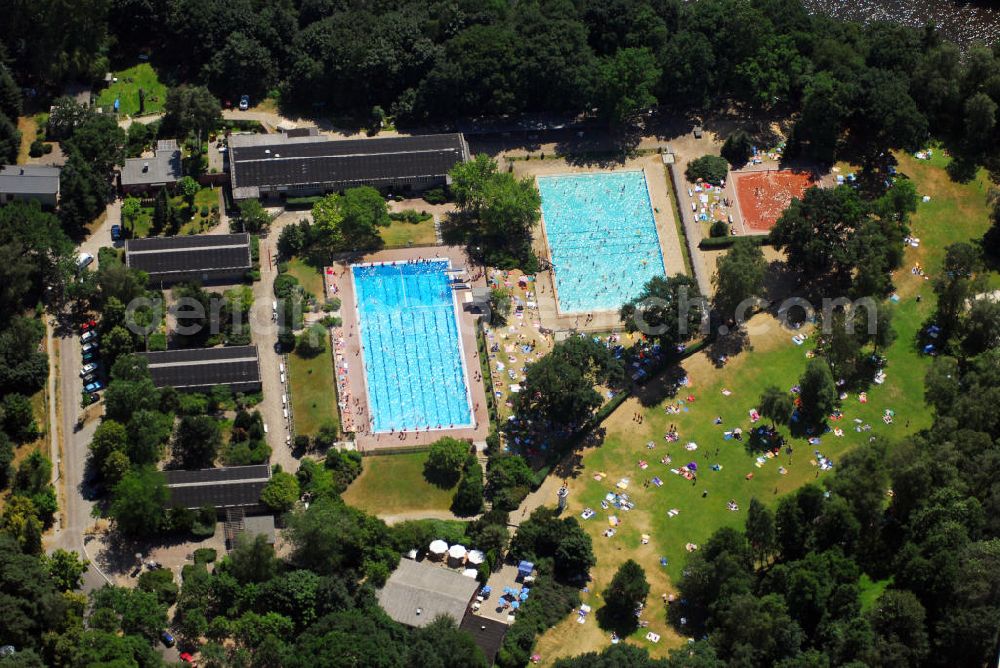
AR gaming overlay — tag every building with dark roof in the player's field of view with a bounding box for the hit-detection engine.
[125,233,251,285]
[163,464,270,514]
[120,139,183,194]
[460,615,508,666]
[228,132,469,200]
[0,165,60,208]
[138,345,261,393]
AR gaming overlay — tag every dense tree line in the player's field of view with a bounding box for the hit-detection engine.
[4,0,999,171]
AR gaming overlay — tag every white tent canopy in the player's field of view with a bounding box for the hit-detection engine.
[429,540,448,555]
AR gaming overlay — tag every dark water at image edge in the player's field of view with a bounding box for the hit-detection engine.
[800,0,1000,47]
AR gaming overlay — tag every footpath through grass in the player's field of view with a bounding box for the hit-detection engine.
[532,150,996,664]
[341,451,458,516]
[96,63,167,116]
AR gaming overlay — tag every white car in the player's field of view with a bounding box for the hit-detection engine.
[81,330,98,343]
[77,252,94,270]
[80,362,98,377]
[82,341,99,354]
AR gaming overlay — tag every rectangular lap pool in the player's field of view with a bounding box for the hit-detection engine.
[538,171,666,313]
[351,260,473,433]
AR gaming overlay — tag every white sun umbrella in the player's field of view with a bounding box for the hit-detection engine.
[462,568,479,578]
[429,540,448,558]
[448,544,467,561]
[467,550,485,566]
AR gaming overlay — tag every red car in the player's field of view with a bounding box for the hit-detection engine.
[179,652,195,664]
[80,319,97,332]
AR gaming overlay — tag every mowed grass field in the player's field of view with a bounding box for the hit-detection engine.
[379,217,437,247]
[286,257,325,299]
[341,451,457,516]
[532,150,997,664]
[96,63,167,116]
[288,341,338,437]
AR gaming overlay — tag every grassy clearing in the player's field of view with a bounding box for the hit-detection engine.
[286,257,324,299]
[532,149,996,663]
[341,451,458,516]
[858,574,892,612]
[379,217,437,247]
[288,342,338,437]
[16,116,38,164]
[126,187,221,238]
[96,63,167,116]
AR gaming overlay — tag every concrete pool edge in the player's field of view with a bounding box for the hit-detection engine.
[349,258,476,434]
[331,246,491,452]
[537,169,666,316]
[522,157,685,333]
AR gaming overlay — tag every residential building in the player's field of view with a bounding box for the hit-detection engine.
[120,139,182,194]
[0,165,60,208]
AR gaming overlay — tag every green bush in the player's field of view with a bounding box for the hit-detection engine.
[699,233,770,250]
[277,261,289,274]
[389,209,432,224]
[721,130,753,166]
[323,298,341,312]
[191,505,216,537]
[28,139,46,158]
[710,220,729,238]
[200,205,209,217]
[685,154,729,185]
[193,548,217,564]
[147,332,168,351]
[137,568,178,605]
[423,187,447,204]
[319,315,342,328]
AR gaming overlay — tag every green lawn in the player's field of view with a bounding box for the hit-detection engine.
[341,452,458,516]
[288,341,339,438]
[286,257,324,299]
[859,574,892,612]
[96,63,167,116]
[536,147,998,659]
[379,217,437,247]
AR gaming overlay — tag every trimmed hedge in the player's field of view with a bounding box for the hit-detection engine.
[699,233,771,250]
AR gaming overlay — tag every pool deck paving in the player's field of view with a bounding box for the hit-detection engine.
[329,245,492,452]
[513,155,684,333]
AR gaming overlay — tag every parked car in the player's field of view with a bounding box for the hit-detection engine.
[179,652,195,664]
[82,372,96,383]
[76,252,94,270]
[84,380,104,393]
[82,351,98,363]
[80,363,98,377]
[82,341,99,354]
[80,319,96,332]
[85,392,100,405]
[160,631,175,648]
[110,224,123,242]
[239,94,250,111]
[81,330,98,343]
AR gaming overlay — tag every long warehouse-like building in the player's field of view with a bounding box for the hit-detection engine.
[125,233,252,286]
[228,131,469,200]
[138,346,261,393]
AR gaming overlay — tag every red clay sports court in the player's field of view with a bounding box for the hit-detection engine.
[733,170,814,232]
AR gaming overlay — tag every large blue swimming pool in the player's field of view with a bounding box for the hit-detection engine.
[352,260,473,433]
[539,171,666,313]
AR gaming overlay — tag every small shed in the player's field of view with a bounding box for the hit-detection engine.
[517,560,534,580]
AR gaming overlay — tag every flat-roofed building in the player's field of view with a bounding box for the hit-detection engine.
[138,345,261,393]
[125,233,251,285]
[120,139,182,194]
[163,464,270,515]
[229,132,469,200]
[0,165,60,208]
